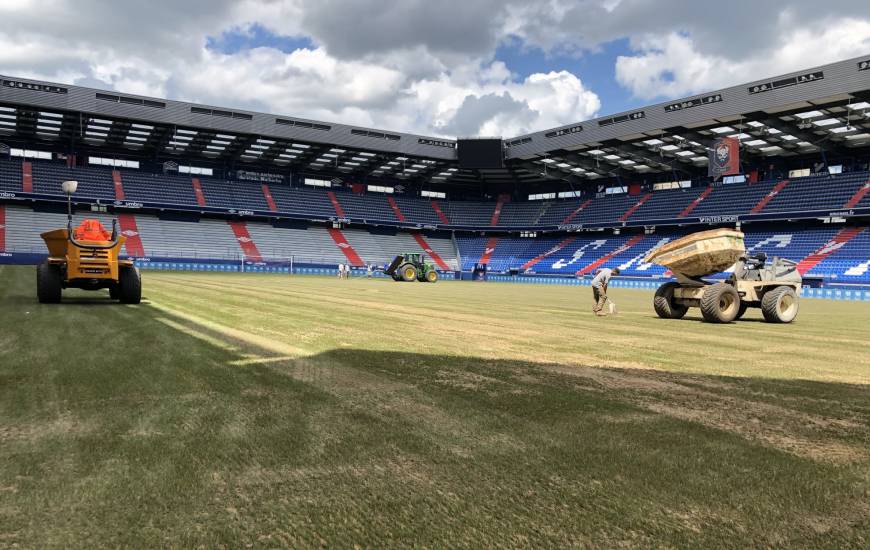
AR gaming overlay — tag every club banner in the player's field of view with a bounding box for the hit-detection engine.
[708,136,740,179]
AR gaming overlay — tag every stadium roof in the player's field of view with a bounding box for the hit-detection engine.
[1,54,870,189]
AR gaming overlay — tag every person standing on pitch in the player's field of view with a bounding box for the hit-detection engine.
[591,267,620,316]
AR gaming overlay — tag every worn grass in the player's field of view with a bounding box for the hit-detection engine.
[1,265,868,548]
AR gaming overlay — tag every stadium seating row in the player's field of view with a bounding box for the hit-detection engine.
[2,204,867,284]
[2,158,868,229]
[0,205,460,269]
[457,224,870,284]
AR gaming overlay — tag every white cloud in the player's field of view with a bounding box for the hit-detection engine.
[0,1,869,138]
[616,19,870,100]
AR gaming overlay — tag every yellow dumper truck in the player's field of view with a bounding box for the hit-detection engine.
[36,180,141,304]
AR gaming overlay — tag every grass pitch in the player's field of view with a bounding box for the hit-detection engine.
[1,265,869,547]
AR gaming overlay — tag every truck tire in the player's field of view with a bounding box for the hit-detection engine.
[426,270,438,283]
[700,283,740,323]
[400,264,417,282]
[761,286,798,323]
[653,282,688,319]
[118,266,142,304]
[36,262,62,303]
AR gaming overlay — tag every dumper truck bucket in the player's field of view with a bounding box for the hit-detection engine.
[385,255,403,276]
[41,219,126,258]
[644,228,745,278]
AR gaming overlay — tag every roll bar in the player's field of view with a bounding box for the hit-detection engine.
[67,218,122,249]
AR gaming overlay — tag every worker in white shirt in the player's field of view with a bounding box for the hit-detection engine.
[591,267,620,316]
[337,263,344,279]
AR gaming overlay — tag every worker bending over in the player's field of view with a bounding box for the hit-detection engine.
[591,267,620,316]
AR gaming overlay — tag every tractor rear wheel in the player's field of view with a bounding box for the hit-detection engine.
[761,286,799,323]
[118,266,142,304]
[700,283,740,323]
[400,264,417,282]
[426,270,438,283]
[653,282,687,319]
[36,262,62,303]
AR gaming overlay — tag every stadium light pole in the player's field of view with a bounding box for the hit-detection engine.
[61,180,78,224]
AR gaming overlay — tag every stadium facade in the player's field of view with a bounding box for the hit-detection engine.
[1,55,869,288]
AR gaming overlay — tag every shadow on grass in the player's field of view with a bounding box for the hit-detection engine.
[1,279,869,548]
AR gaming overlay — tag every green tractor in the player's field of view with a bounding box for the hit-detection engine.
[385,252,439,283]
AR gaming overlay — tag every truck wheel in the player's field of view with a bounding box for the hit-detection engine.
[653,282,687,319]
[118,266,142,304]
[36,262,63,303]
[426,270,438,283]
[400,264,417,282]
[700,283,740,323]
[761,286,798,323]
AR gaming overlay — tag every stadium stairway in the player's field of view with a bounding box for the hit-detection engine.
[191,177,207,207]
[575,235,646,275]
[113,170,125,200]
[327,227,364,266]
[327,191,346,218]
[262,184,278,212]
[479,237,499,265]
[387,196,406,222]
[750,180,790,214]
[678,186,714,218]
[796,227,866,275]
[520,236,577,270]
[22,161,32,193]
[845,178,870,208]
[411,234,451,270]
[619,193,652,222]
[490,198,505,226]
[228,221,264,262]
[118,214,145,256]
[430,200,450,224]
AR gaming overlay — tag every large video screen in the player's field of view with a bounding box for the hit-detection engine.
[457,139,504,170]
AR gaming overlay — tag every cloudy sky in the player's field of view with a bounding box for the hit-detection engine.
[1,0,869,138]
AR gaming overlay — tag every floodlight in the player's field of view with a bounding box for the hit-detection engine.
[62,180,78,194]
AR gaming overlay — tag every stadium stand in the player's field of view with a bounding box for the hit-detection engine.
[1,205,460,269]
[3,158,869,229]
[1,60,869,289]
[454,225,870,284]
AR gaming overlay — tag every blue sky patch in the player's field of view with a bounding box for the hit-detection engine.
[207,24,314,55]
